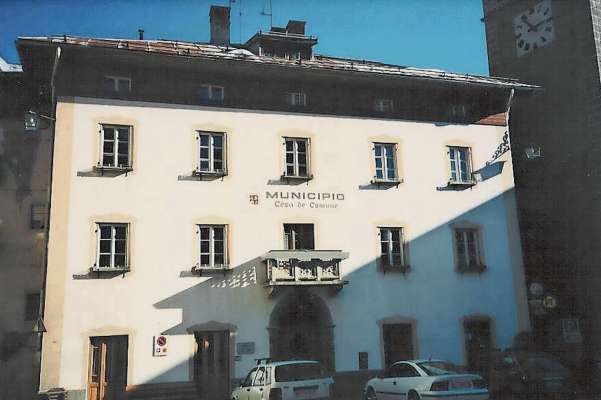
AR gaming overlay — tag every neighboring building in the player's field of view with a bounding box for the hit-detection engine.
[482,0,601,366]
[0,56,52,399]
[18,5,536,400]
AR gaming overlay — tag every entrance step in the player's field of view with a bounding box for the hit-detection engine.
[126,382,199,400]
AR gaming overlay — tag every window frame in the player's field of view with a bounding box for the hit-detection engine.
[94,223,129,271]
[287,91,307,107]
[196,131,227,176]
[453,227,486,273]
[448,145,474,185]
[98,124,133,170]
[374,98,394,113]
[373,142,400,183]
[379,227,408,270]
[282,137,312,180]
[283,223,315,250]
[197,224,228,269]
[104,75,132,94]
[199,84,224,104]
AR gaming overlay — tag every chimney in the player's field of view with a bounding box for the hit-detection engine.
[210,5,230,46]
[286,20,306,35]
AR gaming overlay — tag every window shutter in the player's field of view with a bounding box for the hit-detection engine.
[98,126,104,166]
[223,134,228,175]
[223,225,228,265]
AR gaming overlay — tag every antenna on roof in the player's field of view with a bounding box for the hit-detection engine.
[261,0,273,29]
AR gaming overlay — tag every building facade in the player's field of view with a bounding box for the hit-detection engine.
[0,57,52,400]
[483,0,601,367]
[19,6,535,400]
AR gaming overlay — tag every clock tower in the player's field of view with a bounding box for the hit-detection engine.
[483,0,601,370]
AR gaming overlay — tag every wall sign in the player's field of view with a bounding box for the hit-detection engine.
[264,190,345,209]
[237,342,255,355]
[561,318,582,344]
[153,335,168,357]
[358,352,368,370]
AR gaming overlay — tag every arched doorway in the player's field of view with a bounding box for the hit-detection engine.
[268,289,335,373]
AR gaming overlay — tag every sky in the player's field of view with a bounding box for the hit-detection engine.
[0,0,490,75]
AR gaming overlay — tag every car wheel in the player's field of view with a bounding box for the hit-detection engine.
[408,390,420,400]
[364,387,377,400]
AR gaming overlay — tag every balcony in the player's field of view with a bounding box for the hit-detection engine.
[262,250,349,295]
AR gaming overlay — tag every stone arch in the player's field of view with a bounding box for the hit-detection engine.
[268,289,335,372]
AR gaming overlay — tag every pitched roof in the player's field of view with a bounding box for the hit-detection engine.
[17,36,538,90]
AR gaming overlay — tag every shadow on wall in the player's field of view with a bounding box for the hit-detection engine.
[110,188,525,400]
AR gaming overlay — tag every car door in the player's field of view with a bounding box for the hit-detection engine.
[238,367,258,400]
[377,364,405,400]
[247,366,268,400]
[394,363,423,397]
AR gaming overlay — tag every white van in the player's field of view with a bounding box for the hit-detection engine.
[232,360,334,400]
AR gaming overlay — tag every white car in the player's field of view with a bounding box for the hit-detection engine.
[363,360,489,400]
[232,359,334,400]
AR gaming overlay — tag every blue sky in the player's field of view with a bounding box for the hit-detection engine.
[0,0,489,75]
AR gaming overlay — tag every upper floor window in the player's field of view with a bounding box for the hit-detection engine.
[287,92,306,107]
[379,227,406,268]
[104,76,131,94]
[283,138,311,179]
[454,228,484,272]
[198,225,228,268]
[374,143,398,183]
[95,223,129,270]
[448,146,473,185]
[374,98,394,113]
[283,223,314,250]
[196,131,226,175]
[199,84,224,104]
[100,124,132,169]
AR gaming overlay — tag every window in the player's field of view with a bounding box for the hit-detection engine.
[283,138,310,179]
[198,225,227,268]
[448,146,473,184]
[100,125,132,169]
[374,143,398,182]
[283,224,314,250]
[104,76,131,94]
[197,131,226,174]
[454,228,483,271]
[287,91,306,107]
[374,98,394,113]
[30,203,47,229]
[379,227,406,267]
[96,223,129,270]
[24,293,40,321]
[199,84,224,104]
[387,363,419,378]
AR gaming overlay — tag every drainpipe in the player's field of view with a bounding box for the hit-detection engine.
[37,44,61,394]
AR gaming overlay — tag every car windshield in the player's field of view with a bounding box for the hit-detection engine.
[417,361,463,376]
[275,363,325,382]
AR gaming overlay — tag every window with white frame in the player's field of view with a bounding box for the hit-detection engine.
[374,98,394,113]
[374,143,398,182]
[287,91,306,107]
[197,131,226,174]
[198,225,227,268]
[100,124,132,169]
[284,138,310,178]
[199,84,224,103]
[448,146,473,184]
[379,227,406,267]
[96,223,128,270]
[104,76,131,94]
[454,228,483,270]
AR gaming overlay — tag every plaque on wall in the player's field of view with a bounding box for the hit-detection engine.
[237,342,255,355]
[359,352,368,370]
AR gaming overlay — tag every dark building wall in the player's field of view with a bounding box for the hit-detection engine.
[483,0,601,362]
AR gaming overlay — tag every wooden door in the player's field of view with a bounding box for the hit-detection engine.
[194,331,230,400]
[383,324,414,367]
[464,320,492,378]
[88,336,128,400]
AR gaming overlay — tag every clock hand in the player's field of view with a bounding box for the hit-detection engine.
[531,17,552,31]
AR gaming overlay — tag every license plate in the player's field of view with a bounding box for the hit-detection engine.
[451,379,472,389]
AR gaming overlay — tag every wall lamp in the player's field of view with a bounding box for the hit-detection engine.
[24,110,55,132]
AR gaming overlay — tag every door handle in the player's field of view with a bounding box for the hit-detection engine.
[246,388,251,392]
[393,381,397,385]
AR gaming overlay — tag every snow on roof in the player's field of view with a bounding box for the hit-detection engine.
[17,36,538,90]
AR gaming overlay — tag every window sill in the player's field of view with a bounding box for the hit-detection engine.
[191,264,231,276]
[379,263,411,274]
[192,170,228,180]
[199,99,225,107]
[447,179,476,188]
[371,178,403,187]
[93,165,133,176]
[457,264,487,274]
[91,265,130,273]
[281,174,313,183]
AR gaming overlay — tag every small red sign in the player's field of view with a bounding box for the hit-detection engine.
[157,336,167,347]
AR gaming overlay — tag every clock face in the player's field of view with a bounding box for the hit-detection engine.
[513,0,555,56]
